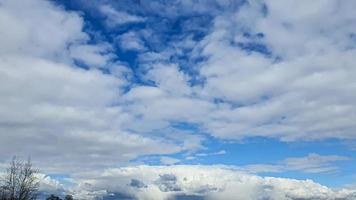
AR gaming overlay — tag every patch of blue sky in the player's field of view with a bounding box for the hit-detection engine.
[131,155,163,166]
[130,135,356,187]
[193,137,355,165]
[262,171,354,188]
[47,173,76,188]
[138,135,356,187]
[170,121,201,131]
[235,42,272,56]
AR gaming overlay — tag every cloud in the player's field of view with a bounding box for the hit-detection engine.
[156,173,182,192]
[100,4,145,27]
[185,150,226,161]
[37,174,67,197]
[130,179,147,189]
[195,150,226,157]
[245,153,351,174]
[283,153,350,173]
[0,56,181,171]
[160,157,181,165]
[145,64,192,96]
[104,0,356,142]
[190,0,356,141]
[117,31,147,51]
[0,0,86,60]
[69,43,114,67]
[62,165,356,200]
[0,0,186,172]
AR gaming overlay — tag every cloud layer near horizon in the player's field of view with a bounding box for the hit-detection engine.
[40,165,356,200]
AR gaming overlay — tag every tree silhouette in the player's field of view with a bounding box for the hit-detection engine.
[0,156,39,200]
[46,194,61,200]
[64,195,73,200]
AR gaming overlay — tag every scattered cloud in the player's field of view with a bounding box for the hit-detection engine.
[118,0,356,142]
[195,150,227,157]
[100,4,145,27]
[0,0,185,172]
[69,43,114,67]
[117,31,147,52]
[193,0,356,141]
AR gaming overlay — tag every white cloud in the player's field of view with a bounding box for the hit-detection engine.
[69,43,114,67]
[0,0,86,60]
[188,0,356,141]
[37,173,66,195]
[100,4,145,27]
[146,64,192,96]
[112,0,356,142]
[283,153,350,173]
[117,31,146,51]
[0,0,185,172]
[120,68,214,134]
[195,150,226,157]
[160,157,181,165]
[245,153,351,174]
[65,165,356,200]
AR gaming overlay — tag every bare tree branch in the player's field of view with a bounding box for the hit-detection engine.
[0,157,39,200]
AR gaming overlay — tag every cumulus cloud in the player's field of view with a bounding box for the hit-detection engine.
[117,31,147,51]
[0,0,185,172]
[0,0,86,60]
[65,165,356,200]
[194,0,356,141]
[126,0,356,142]
[37,174,67,197]
[29,0,355,144]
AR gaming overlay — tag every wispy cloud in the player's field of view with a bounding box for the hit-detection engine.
[245,153,351,174]
[195,150,227,157]
[100,4,145,27]
[159,157,181,165]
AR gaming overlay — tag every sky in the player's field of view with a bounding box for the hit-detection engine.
[0,0,356,199]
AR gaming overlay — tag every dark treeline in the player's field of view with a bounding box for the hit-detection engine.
[46,194,73,200]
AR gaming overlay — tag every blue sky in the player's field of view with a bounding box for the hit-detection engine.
[1,0,356,199]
